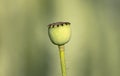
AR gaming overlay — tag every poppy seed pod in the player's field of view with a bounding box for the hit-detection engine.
[48,22,71,45]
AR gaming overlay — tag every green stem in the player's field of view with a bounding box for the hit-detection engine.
[58,45,67,76]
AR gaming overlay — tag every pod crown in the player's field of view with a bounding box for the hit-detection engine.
[48,22,70,28]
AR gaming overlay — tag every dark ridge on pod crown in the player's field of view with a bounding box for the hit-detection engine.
[48,22,70,28]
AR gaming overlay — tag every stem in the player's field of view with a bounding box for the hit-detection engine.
[58,45,67,76]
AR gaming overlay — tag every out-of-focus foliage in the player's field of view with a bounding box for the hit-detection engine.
[0,0,120,76]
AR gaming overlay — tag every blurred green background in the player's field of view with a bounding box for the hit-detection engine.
[0,0,120,76]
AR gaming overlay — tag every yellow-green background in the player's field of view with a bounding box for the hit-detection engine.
[0,0,120,76]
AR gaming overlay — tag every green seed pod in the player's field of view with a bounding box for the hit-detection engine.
[48,22,71,45]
